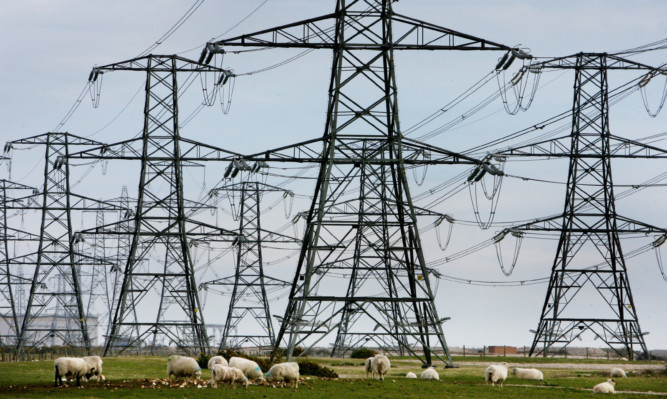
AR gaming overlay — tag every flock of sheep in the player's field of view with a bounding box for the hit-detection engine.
[483,361,627,394]
[53,354,298,389]
[52,354,630,394]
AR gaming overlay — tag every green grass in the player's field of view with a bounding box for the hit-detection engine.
[0,356,664,398]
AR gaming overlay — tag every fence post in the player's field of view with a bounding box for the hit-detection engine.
[463,345,465,357]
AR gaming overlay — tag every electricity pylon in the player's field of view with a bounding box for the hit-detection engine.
[0,179,37,346]
[205,181,296,351]
[4,133,123,355]
[68,55,242,355]
[201,0,520,366]
[495,53,667,359]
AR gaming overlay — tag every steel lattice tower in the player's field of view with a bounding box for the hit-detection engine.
[69,55,240,355]
[497,53,667,359]
[0,179,36,346]
[5,133,122,354]
[205,181,295,351]
[201,0,518,365]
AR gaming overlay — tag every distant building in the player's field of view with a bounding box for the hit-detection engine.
[487,345,517,355]
[0,314,98,347]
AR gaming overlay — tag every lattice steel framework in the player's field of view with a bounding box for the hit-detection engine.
[5,133,122,354]
[202,0,517,365]
[205,181,295,351]
[497,53,667,359]
[70,55,240,355]
[0,179,36,346]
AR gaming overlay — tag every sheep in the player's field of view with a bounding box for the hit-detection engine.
[229,356,264,382]
[420,367,439,380]
[406,372,417,379]
[82,356,105,382]
[210,364,248,389]
[593,378,616,394]
[365,357,375,379]
[54,357,92,386]
[610,367,627,378]
[265,362,300,388]
[208,355,228,370]
[511,367,543,381]
[167,356,202,381]
[485,362,509,387]
[372,355,390,381]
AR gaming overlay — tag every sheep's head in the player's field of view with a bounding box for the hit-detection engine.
[609,378,616,386]
[511,368,517,375]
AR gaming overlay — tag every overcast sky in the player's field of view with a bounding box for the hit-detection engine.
[1,1,666,352]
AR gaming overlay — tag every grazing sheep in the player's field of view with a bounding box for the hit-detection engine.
[210,364,248,389]
[365,357,374,379]
[511,367,543,381]
[406,372,417,379]
[54,357,91,386]
[610,367,627,378]
[420,367,439,380]
[167,356,202,380]
[265,362,300,388]
[593,378,616,394]
[82,356,105,381]
[208,355,228,370]
[372,355,390,381]
[229,356,264,382]
[485,363,509,387]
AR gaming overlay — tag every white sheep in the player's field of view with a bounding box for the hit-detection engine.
[229,356,264,382]
[406,372,417,379]
[265,362,300,388]
[365,357,374,379]
[83,356,105,382]
[593,378,616,394]
[208,355,228,371]
[210,364,248,389]
[610,367,627,378]
[420,367,439,380]
[54,357,92,386]
[167,356,202,381]
[372,355,390,381]
[485,363,509,387]
[511,367,543,381]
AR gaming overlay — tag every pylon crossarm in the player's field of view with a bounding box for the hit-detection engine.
[494,134,667,158]
[202,8,515,54]
[507,213,667,235]
[528,53,667,72]
[239,136,481,165]
[389,13,514,51]
[90,54,231,76]
[67,136,242,162]
[6,132,103,148]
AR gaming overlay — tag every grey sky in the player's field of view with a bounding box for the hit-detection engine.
[1,1,666,350]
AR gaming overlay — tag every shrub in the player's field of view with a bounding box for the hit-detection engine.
[297,361,338,378]
[350,347,377,359]
[197,353,211,369]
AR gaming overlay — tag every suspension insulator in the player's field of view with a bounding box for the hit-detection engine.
[495,52,510,70]
[502,53,517,70]
[223,162,234,178]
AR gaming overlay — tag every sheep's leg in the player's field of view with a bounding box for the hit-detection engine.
[75,375,81,386]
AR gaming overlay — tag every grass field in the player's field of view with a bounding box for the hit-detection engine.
[0,355,664,398]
